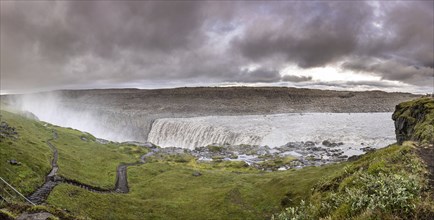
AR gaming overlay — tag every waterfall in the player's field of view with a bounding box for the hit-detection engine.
[147,113,396,150]
[147,119,262,149]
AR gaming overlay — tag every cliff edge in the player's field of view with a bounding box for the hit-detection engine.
[393,97,434,189]
[392,97,434,145]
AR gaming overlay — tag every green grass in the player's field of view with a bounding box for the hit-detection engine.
[0,109,148,191]
[47,162,345,220]
[51,128,147,188]
[274,144,434,220]
[0,110,53,195]
[3,97,433,220]
[0,109,347,219]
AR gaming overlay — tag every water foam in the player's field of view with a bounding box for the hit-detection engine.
[147,113,396,150]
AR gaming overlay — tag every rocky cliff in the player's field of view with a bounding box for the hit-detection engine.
[392,97,434,145]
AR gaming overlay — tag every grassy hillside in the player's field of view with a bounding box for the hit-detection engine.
[0,109,345,219]
[1,97,433,219]
[274,143,433,219]
[47,163,344,219]
[0,110,53,195]
[275,97,434,220]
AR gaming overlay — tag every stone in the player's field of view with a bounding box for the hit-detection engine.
[322,140,332,147]
[322,140,340,147]
[192,171,202,177]
[304,141,315,147]
[361,146,375,152]
[348,155,361,161]
[9,159,21,165]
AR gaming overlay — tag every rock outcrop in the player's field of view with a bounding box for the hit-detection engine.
[392,97,434,145]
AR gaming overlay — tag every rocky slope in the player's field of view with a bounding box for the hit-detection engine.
[3,87,417,142]
[392,97,434,188]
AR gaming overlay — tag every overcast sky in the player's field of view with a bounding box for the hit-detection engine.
[1,1,433,94]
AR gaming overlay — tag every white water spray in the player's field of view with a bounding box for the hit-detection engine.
[148,113,396,150]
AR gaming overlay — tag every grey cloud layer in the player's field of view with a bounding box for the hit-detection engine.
[1,1,432,92]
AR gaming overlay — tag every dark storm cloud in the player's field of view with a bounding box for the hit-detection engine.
[1,1,433,93]
[232,1,433,86]
[232,2,370,68]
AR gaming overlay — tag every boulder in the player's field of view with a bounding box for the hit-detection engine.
[8,159,21,165]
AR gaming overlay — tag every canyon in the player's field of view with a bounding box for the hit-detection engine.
[3,87,416,145]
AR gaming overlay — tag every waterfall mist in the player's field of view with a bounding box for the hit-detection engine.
[7,92,137,142]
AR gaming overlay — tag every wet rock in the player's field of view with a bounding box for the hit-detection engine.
[322,140,332,147]
[0,122,18,140]
[322,140,340,147]
[307,146,323,151]
[304,141,315,147]
[348,155,362,161]
[360,146,375,152]
[338,155,348,159]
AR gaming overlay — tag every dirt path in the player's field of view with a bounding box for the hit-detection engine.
[28,130,154,204]
[417,144,434,189]
[28,132,60,204]
[114,148,160,193]
[115,164,132,193]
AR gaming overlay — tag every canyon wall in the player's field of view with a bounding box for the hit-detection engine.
[3,87,417,142]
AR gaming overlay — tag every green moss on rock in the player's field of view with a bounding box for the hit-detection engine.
[392,97,434,144]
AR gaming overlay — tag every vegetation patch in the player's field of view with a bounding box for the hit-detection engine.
[274,143,434,220]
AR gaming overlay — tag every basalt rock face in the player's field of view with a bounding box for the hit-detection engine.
[392,97,434,145]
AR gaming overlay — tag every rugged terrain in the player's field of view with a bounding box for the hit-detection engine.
[3,87,417,142]
[0,96,433,220]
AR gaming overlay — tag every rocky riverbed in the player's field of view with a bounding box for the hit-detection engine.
[122,140,380,171]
